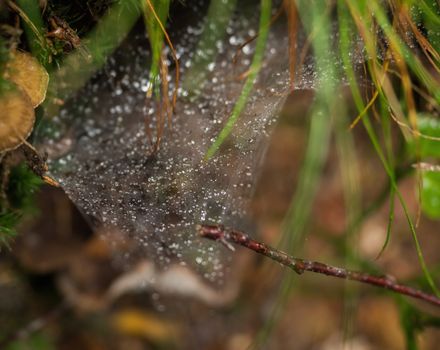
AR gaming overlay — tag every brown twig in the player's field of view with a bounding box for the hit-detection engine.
[197,224,440,307]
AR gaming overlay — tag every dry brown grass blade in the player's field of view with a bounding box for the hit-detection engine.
[142,0,180,154]
[349,89,379,129]
[284,0,298,92]
[156,54,171,153]
[349,58,391,130]
[144,116,154,150]
[144,52,173,154]
[160,52,172,128]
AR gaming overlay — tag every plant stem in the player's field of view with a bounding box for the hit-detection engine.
[197,224,440,308]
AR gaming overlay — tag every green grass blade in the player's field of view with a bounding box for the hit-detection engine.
[204,0,272,160]
[376,187,395,259]
[47,0,142,107]
[15,0,47,63]
[183,0,237,95]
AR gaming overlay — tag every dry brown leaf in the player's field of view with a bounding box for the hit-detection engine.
[0,87,35,152]
[5,51,49,108]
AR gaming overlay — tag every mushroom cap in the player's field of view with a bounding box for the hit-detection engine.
[0,86,35,152]
[6,51,49,108]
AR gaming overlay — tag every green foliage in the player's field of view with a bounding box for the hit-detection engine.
[419,0,440,52]
[406,115,440,219]
[416,115,440,158]
[7,164,43,210]
[421,171,440,219]
[0,164,42,248]
[399,301,421,350]
[6,332,55,350]
[398,299,440,350]
[413,115,440,219]
[0,211,20,248]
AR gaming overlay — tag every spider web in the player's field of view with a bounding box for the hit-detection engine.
[38,1,346,283]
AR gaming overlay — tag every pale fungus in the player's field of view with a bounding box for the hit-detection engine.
[0,86,35,153]
[5,51,49,108]
[0,51,56,186]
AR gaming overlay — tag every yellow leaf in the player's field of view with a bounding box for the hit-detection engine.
[111,309,178,343]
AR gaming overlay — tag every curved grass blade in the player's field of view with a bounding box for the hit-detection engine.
[375,187,395,260]
[47,0,142,109]
[9,0,47,63]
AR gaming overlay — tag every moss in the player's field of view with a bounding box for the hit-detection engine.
[0,164,43,248]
